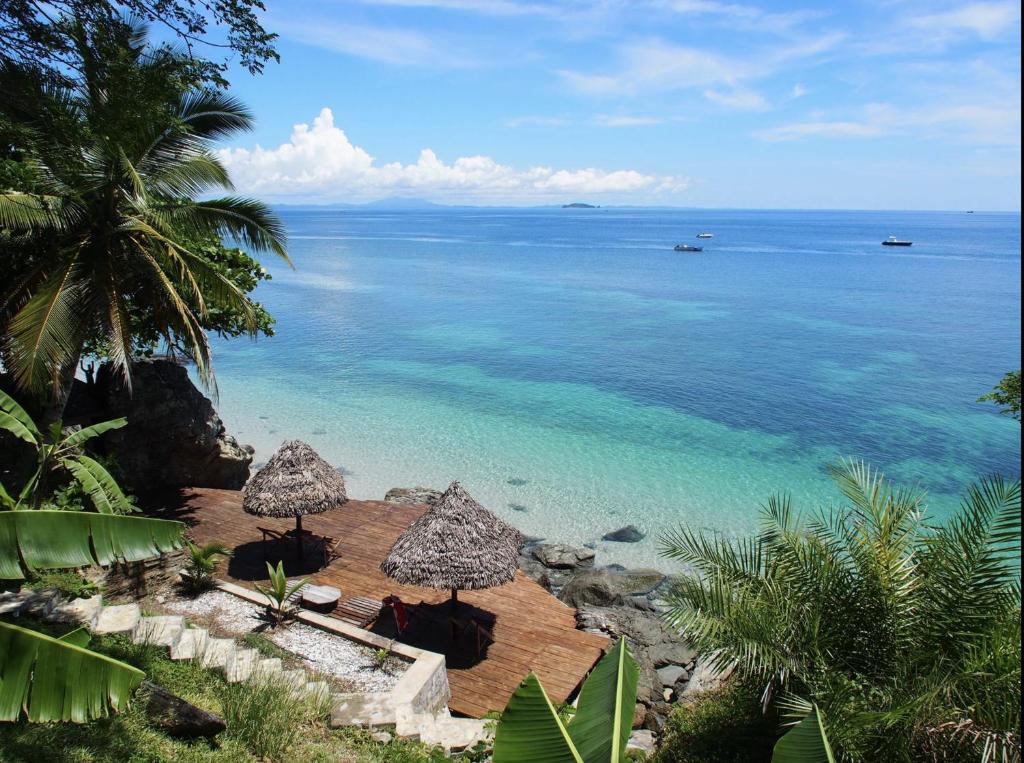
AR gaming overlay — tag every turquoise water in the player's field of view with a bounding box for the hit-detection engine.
[208,208,1021,567]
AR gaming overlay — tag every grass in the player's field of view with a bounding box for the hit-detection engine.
[653,680,778,763]
[241,632,292,661]
[0,627,451,763]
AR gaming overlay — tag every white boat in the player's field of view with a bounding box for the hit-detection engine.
[696,232,714,239]
[882,236,912,247]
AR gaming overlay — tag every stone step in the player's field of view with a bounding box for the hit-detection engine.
[417,716,490,752]
[225,648,261,683]
[93,604,141,635]
[331,692,397,729]
[169,627,209,659]
[304,681,332,702]
[200,637,236,669]
[133,616,185,648]
[252,657,283,680]
[279,669,308,692]
[51,594,104,627]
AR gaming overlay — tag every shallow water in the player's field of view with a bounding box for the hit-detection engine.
[207,208,1022,567]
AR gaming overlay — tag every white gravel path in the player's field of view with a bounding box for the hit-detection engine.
[161,590,404,692]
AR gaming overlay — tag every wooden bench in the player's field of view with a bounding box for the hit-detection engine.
[336,596,384,628]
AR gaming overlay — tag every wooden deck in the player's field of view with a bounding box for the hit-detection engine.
[155,488,608,718]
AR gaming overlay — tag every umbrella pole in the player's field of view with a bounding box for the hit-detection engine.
[450,588,458,614]
[296,516,304,560]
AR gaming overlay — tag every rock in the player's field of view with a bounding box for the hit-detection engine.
[663,688,673,702]
[632,702,647,729]
[657,665,688,687]
[370,730,393,744]
[559,571,626,608]
[531,543,595,570]
[575,604,697,708]
[647,641,698,669]
[679,653,736,701]
[82,360,252,491]
[627,729,656,756]
[384,487,441,505]
[643,702,673,733]
[602,525,646,543]
[143,680,225,738]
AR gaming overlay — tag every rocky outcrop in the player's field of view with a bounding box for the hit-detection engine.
[530,543,596,570]
[576,604,697,731]
[602,525,646,543]
[88,360,253,491]
[384,487,442,505]
[558,568,666,608]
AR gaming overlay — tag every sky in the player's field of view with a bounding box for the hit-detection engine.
[210,0,1022,209]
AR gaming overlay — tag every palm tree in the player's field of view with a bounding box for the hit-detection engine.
[0,19,288,417]
[659,460,1021,762]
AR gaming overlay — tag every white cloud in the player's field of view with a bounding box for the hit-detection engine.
[559,34,843,96]
[907,2,1021,41]
[593,114,665,126]
[272,19,476,67]
[219,108,687,202]
[754,120,884,141]
[657,0,823,33]
[504,115,572,127]
[754,99,1021,145]
[703,88,769,110]
[790,83,808,99]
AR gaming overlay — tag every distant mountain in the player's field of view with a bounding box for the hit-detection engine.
[562,202,599,208]
[273,196,450,211]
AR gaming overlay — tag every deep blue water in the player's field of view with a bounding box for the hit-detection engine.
[209,208,1021,566]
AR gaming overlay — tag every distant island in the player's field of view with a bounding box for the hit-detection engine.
[562,202,599,208]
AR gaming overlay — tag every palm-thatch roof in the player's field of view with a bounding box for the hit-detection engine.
[242,440,347,518]
[380,481,523,591]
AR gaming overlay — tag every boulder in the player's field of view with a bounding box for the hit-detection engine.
[601,525,646,543]
[647,641,698,669]
[679,653,736,701]
[384,487,442,505]
[657,665,688,687]
[143,680,225,738]
[559,568,665,608]
[632,702,647,729]
[531,543,595,570]
[627,729,656,757]
[559,570,626,608]
[87,360,252,491]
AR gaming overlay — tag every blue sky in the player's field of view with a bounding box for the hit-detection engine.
[212,0,1022,209]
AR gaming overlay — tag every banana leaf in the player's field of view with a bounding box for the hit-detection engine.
[0,389,41,444]
[0,511,186,579]
[0,620,144,722]
[62,418,128,448]
[568,637,639,763]
[62,456,135,514]
[772,705,837,763]
[493,673,583,763]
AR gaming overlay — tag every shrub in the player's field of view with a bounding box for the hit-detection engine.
[221,674,330,762]
[654,681,776,763]
[24,569,99,599]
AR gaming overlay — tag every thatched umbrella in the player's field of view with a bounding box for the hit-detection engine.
[242,440,348,558]
[380,481,522,612]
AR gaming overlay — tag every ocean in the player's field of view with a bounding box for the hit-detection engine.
[207,207,1022,568]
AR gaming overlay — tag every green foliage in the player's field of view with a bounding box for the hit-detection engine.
[492,637,640,763]
[0,388,133,512]
[0,619,144,722]
[254,561,308,625]
[659,460,1022,762]
[0,0,278,88]
[241,632,292,662]
[182,541,232,593]
[979,369,1021,421]
[24,569,98,599]
[0,18,288,402]
[771,700,835,763]
[221,673,331,763]
[654,682,776,763]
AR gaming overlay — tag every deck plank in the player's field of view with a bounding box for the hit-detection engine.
[159,488,608,717]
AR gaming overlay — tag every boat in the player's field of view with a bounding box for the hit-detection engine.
[674,244,703,252]
[696,232,714,239]
[882,236,912,247]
